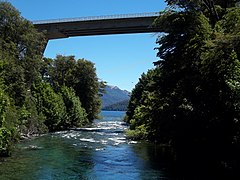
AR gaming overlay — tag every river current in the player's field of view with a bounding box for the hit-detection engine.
[0,111,172,180]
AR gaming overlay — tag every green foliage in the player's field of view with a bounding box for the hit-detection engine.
[0,127,12,156]
[0,88,15,156]
[216,8,240,34]
[48,55,76,87]
[47,55,102,122]
[0,1,46,106]
[127,5,240,172]
[32,82,66,132]
[32,83,89,132]
[126,70,156,124]
[126,68,173,142]
[165,0,239,27]
[71,59,101,121]
[0,89,8,127]
[60,86,88,128]
[18,94,48,136]
[125,124,148,140]
[165,0,238,10]
[102,99,129,111]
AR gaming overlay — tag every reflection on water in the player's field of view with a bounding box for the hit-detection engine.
[0,111,172,180]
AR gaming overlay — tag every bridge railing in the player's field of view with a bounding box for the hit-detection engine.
[33,12,161,25]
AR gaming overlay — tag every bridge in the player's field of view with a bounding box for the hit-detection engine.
[33,12,161,40]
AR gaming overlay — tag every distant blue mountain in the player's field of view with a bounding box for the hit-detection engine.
[101,85,130,109]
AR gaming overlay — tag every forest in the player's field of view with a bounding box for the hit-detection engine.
[102,99,129,111]
[125,0,240,177]
[0,2,103,156]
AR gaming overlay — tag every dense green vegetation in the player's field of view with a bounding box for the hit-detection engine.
[126,0,240,177]
[0,2,102,156]
[102,99,129,111]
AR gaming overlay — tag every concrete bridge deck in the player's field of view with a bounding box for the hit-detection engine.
[33,12,161,40]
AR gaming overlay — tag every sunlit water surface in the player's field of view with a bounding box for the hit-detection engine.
[0,111,173,180]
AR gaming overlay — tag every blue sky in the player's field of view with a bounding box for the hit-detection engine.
[7,0,166,91]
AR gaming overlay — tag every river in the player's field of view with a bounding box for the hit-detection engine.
[0,111,173,180]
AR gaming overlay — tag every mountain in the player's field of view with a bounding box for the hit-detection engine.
[101,85,130,110]
[102,99,129,111]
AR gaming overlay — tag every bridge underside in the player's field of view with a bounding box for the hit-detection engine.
[34,16,161,40]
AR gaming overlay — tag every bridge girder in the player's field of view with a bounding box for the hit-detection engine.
[33,13,161,40]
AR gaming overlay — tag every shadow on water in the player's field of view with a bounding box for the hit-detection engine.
[130,141,240,180]
[129,143,174,179]
[172,144,240,180]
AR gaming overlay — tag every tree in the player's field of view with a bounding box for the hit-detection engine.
[165,0,239,26]
[60,86,88,128]
[126,68,164,140]
[47,55,102,122]
[48,55,76,88]
[32,82,66,132]
[0,87,14,156]
[0,1,46,156]
[72,59,101,121]
[126,73,146,124]
[18,92,47,136]
[0,1,46,106]
[127,2,240,175]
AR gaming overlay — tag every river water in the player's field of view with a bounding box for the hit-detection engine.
[0,111,173,180]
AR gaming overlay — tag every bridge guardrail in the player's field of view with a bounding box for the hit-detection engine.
[33,12,161,25]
